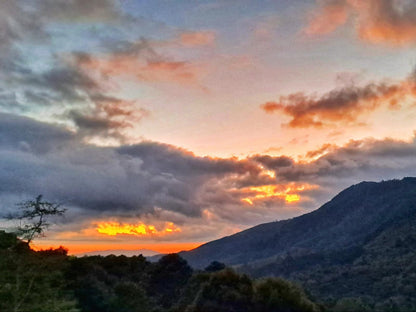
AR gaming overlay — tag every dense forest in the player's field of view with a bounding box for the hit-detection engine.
[0,231,322,312]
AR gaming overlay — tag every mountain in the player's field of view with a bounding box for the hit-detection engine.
[181,177,416,268]
[180,177,416,309]
[75,249,160,257]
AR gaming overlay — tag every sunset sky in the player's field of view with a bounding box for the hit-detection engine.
[1,0,416,254]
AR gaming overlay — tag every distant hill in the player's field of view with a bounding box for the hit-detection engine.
[180,177,416,308]
[75,249,160,257]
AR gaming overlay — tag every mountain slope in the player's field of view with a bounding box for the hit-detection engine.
[181,177,416,269]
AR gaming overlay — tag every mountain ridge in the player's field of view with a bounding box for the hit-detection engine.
[180,177,416,268]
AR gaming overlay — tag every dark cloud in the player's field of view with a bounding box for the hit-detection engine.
[66,94,150,140]
[1,114,416,232]
[261,72,414,128]
[19,65,99,103]
[250,155,294,169]
[0,0,145,143]
[4,52,149,141]
[0,114,263,222]
[0,113,74,153]
[0,2,201,144]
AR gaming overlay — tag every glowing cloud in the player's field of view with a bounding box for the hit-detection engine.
[96,221,181,237]
[241,183,317,205]
[306,0,416,46]
[73,42,203,87]
[180,31,216,46]
[261,70,416,128]
[305,0,349,35]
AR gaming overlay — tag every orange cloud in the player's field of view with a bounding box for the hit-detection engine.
[180,31,216,46]
[96,221,181,237]
[72,42,204,88]
[305,0,349,35]
[77,54,201,86]
[261,72,416,128]
[241,183,317,205]
[306,0,416,46]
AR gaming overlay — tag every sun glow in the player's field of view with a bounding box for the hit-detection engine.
[96,221,181,237]
[242,183,316,205]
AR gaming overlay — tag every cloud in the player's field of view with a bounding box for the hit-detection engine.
[0,114,263,221]
[0,3,207,145]
[250,155,294,169]
[19,63,100,103]
[0,0,142,141]
[76,39,204,87]
[179,31,216,46]
[305,0,349,35]
[0,0,123,53]
[66,94,149,142]
[37,0,122,23]
[2,50,150,142]
[1,114,416,243]
[260,70,415,128]
[306,0,416,46]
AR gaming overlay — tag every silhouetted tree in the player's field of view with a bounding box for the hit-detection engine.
[186,269,254,312]
[148,254,193,308]
[10,195,65,244]
[204,261,226,272]
[253,278,321,312]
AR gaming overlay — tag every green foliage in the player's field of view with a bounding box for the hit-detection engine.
[175,268,322,312]
[187,269,254,312]
[0,230,19,249]
[204,261,226,272]
[253,278,321,312]
[148,253,193,308]
[0,237,79,312]
[109,282,151,312]
[0,236,322,312]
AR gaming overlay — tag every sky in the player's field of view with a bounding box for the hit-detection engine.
[1,0,416,254]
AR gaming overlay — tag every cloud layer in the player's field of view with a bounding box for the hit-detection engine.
[261,69,416,128]
[306,0,416,46]
[1,114,416,244]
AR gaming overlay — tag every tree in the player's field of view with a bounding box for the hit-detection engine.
[253,278,322,312]
[0,233,79,312]
[194,269,254,312]
[148,254,193,308]
[204,261,226,272]
[11,195,66,244]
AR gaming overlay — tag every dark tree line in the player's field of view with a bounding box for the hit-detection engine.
[0,230,323,312]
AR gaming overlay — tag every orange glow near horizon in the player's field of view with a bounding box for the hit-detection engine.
[96,221,181,237]
[242,183,316,205]
[32,241,202,255]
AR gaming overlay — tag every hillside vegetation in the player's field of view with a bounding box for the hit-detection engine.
[180,177,416,311]
[0,231,321,312]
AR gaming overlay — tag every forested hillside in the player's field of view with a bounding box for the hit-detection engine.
[181,178,416,268]
[179,177,416,311]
